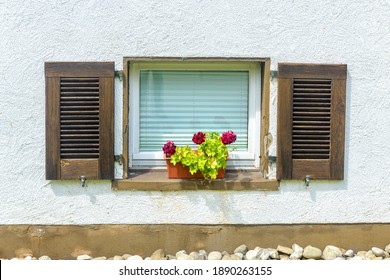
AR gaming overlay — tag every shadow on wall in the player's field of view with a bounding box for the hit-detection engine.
[48,180,112,204]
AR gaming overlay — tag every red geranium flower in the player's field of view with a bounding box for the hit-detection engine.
[162,140,176,157]
[220,130,236,145]
[192,132,206,145]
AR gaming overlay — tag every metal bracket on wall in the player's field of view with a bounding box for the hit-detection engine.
[80,176,87,188]
[114,154,123,165]
[268,156,277,163]
[305,176,311,187]
[270,70,278,81]
[114,70,123,81]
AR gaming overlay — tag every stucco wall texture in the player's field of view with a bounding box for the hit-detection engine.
[0,0,389,224]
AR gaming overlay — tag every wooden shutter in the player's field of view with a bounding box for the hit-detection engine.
[45,62,114,180]
[277,63,347,180]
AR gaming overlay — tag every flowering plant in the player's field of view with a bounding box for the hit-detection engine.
[162,131,237,179]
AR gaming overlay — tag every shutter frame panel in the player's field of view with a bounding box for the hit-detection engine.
[329,78,346,180]
[98,77,115,179]
[45,62,114,180]
[277,63,347,180]
[276,77,293,179]
[45,77,61,180]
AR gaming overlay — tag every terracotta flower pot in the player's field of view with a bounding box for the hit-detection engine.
[164,154,225,179]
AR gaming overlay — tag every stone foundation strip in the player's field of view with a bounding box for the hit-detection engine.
[3,244,390,260]
[1,224,390,259]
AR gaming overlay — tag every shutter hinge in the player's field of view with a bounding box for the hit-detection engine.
[114,70,123,81]
[80,176,87,188]
[270,70,278,80]
[259,156,276,162]
[305,176,311,187]
[114,154,123,165]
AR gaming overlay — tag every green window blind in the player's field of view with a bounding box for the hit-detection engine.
[140,70,249,152]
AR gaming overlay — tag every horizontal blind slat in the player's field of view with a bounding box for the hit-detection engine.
[140,71,249,151]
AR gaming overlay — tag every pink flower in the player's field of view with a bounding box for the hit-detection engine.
[162,140,176,157]
[192,132,206,145]
[220,130,236,145]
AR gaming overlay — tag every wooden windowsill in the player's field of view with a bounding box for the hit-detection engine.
[112,170,279,191]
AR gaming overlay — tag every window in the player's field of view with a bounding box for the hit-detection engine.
[128,61,262,169]
[44,59,346,185]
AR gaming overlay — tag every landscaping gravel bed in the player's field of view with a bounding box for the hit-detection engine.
[3,244,390,260]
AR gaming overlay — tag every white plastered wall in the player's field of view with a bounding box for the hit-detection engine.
[0,0,389,224]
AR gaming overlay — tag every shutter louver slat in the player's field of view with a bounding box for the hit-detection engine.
[292,79,331,161]
[60,77,100,159]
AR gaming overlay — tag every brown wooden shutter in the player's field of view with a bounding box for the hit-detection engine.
[45,62,114,180]
[277,63,347,180]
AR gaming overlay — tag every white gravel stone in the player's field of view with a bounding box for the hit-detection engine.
[385,244,390,253]
[151,249,165,260]
[92,256,107,260]
[292,244,303,252]
[113,255,124,260]
[365,250,377,260]
[322,245,343,260]
[279,255,290,260]
[371,247,385,257]
[234,252,244,260]
[289,252,301,260]
[77,254,92,260]
[189,251,203,260]
[221,251,229,257]
[245,247,261,260]
[122,254,132,259]
[176,250,192,260]
[277,245,293,255]
[166,255,177,260]
[290,244,303,260]
[344,249,354,258]
[268,248,279,259]
[303,245,322,260]
[222,254,241,260]
[356,251,366,257]
[176,250,186,257]
[127,255,143,260]
[208,251,222,260]
[234,244,248,255]
[24,256,32,260]
[231,254,242,260]
[38,255,51,260]
[259,248,270,260]
[199,250,208,260]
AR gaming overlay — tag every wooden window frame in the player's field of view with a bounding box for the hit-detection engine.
[129,61,260,168]
[121,57,272,181]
